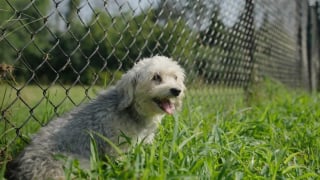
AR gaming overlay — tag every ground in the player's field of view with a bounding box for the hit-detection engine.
[1,80,320,179]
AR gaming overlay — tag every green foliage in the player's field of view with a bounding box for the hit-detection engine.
[0,1,197,85]
[0,0,51,83]
[80,9,196,70]
[0,1,254,86]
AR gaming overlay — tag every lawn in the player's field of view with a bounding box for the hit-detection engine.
[0,84,102,157]
[1,80,320,179]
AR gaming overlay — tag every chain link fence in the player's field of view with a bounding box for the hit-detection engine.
[1,0,320,162]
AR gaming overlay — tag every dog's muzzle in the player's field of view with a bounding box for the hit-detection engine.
[152,88,182,115]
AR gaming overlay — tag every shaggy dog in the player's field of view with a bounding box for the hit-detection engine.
[6,56,185,180]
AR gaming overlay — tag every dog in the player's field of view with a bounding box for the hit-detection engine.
[5,56,185,180]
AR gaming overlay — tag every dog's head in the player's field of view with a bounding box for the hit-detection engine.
[116,56,185,117]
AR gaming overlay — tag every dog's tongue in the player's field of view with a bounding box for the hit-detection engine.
[160,100,175,114]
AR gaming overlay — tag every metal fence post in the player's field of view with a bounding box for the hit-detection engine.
[298,0,311,91]
[308,2,320,92]
[243,0,256,103]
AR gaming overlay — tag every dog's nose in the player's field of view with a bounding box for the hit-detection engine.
[170,88,181,97]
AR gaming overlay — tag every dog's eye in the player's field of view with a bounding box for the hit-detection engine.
[174,75,178,80]
[152,73,162,82]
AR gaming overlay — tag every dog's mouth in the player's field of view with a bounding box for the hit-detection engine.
[152,98,175,114]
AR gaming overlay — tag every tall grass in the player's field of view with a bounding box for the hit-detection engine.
[1,80,320,179]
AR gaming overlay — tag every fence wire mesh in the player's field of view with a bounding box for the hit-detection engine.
[1,0,320,161]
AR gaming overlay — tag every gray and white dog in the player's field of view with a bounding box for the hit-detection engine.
[6,56,185,180]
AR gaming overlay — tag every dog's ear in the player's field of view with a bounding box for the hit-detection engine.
[116,70,138,110]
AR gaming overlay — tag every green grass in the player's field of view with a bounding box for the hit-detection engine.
[1,80,320,179]
[0,84,102,156]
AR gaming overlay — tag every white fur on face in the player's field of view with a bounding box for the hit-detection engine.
[131,56,185,117]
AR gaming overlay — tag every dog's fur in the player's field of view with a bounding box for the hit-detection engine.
[6,56,185,180]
